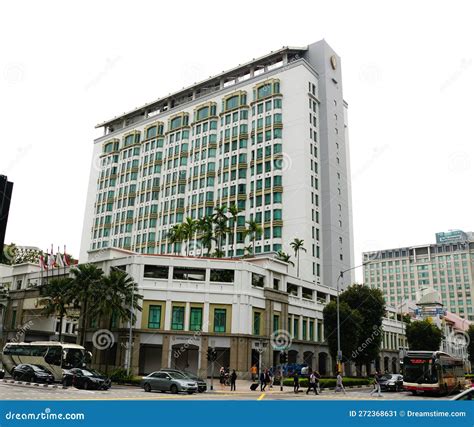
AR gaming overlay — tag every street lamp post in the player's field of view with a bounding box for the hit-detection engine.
[126,290,134,376]
[336,262,369,375]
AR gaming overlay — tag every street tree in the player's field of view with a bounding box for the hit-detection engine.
[406,319,443,351]
[323,301,363,363]
[340,285,386,367]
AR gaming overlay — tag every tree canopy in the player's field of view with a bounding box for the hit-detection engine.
[405,319,443,351]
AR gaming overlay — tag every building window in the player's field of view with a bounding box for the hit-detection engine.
[210,269,234,283]
[252,273,265,288]
[253,311,261,335]
[302,320,307,340]
[214,309,227,333]
[148,305,161,329]
[11,309,17,329]
[144,265,169,279]
[293,318,299,340]
[189,307,203,331]
[171,306,185,330]
[173,267,206,281]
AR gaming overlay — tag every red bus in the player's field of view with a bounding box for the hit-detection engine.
[403,351,467,395]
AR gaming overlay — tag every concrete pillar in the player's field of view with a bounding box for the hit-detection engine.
[198,336,208,379]
[162,334,171,368]
[184,302,190,332]
[203,303,210,333]
[164,301,172,330]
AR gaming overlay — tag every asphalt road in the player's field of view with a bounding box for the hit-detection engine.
[0,380,454,401]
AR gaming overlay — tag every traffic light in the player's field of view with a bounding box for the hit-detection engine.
[207,348,217,362]
[279,351,288,364]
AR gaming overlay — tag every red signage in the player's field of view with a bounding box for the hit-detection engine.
[410,359,430,364]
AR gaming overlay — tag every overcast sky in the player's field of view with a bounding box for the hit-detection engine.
[1,1,473,280]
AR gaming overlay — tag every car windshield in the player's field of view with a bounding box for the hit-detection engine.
[81,370,96,377]
[32,365,48,372]
[381,374,393,380]
[185,373,198,380]
[168,372,186,379]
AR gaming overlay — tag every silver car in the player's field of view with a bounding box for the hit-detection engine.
[141,371,198,394]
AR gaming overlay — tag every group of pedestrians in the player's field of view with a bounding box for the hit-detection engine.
[292,370,321,395]
[259,368,274,391]
[219,367,238,391]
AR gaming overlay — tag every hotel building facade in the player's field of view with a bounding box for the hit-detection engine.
[363,230,474,321]
[0,250,405,378]
[80,40,355,287]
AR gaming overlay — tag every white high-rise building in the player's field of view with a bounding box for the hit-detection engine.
[80,40,354,287]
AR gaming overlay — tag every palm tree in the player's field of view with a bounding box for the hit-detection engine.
[88,267,142,374]
[90,267,142,327]
[70,264,104,346]
[275,250,295,266]
[39,277,74,342]
[181,217,198,256]
[213,218,229,257]
[245,220,263,256]
[228,204,239,251]
[290,238,307,277]
[167,224,184,255]
[197,216,214,255]
[243,245,253,258]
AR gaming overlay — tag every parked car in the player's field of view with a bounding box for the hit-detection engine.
[451,387,474,400]
[379,373,404,392]
[141,370,198,394]
[62,368,111,390]
[161,368,207,393]
[11,364,54,383]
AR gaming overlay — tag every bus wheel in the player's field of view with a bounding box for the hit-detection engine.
[444,384,449,395]
[411,390,418,396]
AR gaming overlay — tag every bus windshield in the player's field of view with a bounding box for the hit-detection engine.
[403,357,438,384]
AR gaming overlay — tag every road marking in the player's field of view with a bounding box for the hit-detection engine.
[257,392,265,400]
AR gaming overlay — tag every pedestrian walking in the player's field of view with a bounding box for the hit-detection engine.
[293,371,300,393]
[230,369,237,391]
[259,371,266,391]
[370,371,382,397]
[219,367,225,390]
[335,371,346,394]
[306,371,319,395]
[314,370,321,394]
[268,368,274,388]
[250,364,257,382]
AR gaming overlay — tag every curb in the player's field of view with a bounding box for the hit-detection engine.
[2,379,68,389]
